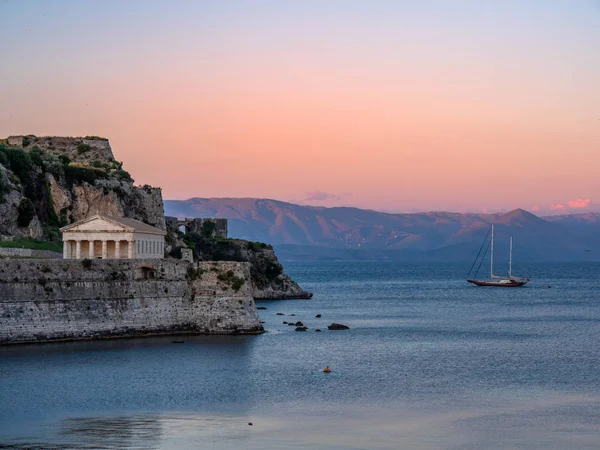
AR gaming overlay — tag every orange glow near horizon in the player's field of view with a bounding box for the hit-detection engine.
[1,1,598,214]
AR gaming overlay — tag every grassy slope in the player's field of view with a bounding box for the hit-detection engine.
[0,238,62,252]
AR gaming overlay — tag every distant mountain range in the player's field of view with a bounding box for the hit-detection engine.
[164,198,600,262]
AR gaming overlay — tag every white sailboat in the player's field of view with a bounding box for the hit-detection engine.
[466,224,530,287]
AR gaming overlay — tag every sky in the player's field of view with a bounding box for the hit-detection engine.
[1,0,599,214]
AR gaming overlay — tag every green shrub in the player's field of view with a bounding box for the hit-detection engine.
[64,165,108,187]
[217,269,245,292]
[84,136,106,140]
[29,147,43,166]
[201,221,216,238]
[22,136,31,147]
[17,198,36,226]
[0,145,34,180]
[186,267,204,280]
[76,142,91,154]
[112,169,133,182]
[59,155,71,165]
[265,262,283,281]
[248,241,270,251]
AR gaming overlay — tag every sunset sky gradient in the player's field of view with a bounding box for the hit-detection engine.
[1,0,599,213]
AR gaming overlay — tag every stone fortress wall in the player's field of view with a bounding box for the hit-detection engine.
[166,216,228,238]
[0,259,263,344]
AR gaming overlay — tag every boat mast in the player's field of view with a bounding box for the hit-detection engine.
[490,224,494,279]
[509,236,512,278]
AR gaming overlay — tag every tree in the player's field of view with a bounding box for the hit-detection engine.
[17,198,36,226]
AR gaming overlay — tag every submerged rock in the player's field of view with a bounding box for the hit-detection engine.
[257,306,267,310]
[327,323,350,330]
[315,314,321,318]
[295,326,308,331]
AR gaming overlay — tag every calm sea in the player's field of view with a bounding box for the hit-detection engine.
[1,261,600,449]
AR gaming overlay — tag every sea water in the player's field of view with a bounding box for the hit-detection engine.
[1,261,600,449]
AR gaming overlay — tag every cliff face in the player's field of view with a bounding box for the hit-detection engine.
[0,135,165,242]
[184,235,312,299]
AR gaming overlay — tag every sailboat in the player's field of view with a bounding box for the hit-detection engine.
[466,224,530,287]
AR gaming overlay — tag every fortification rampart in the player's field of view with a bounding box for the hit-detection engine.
[0,248,62,259]
[0,259,263,344]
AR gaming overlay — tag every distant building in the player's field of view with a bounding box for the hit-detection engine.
[165,216,228,238]
[60,215,166,259]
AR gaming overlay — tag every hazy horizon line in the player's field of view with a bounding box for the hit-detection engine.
[164,197,600,217]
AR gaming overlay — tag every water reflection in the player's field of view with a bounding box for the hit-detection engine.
[60,415,163,449]
[1,413,255,449]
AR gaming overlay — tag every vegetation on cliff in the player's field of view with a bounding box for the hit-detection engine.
[0,140,129,243]
[0,135,165,246]
[170,230,309,299]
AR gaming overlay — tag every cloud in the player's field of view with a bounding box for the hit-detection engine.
[303,191,344,201]
[531,204,541,212]
[567,198,591,209]
[546,198,591,212]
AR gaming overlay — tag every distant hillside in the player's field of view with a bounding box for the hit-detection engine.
[164,198,600,261]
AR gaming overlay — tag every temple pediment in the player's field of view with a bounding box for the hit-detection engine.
[60,215,165,235]
[60,216,133,233]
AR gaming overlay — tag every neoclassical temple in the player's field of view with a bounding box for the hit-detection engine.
[60,215,166,260]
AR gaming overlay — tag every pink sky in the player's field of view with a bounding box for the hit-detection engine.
[1,1,598,214]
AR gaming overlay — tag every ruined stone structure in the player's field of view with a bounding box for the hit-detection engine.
[0,259,263,344]
[61,215,165,259]
[166,216,228,239]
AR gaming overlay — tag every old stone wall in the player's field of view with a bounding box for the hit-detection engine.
[0,248,62,259]
[169,217,228,238]
[0,259,263,344]
[7,135,114,164]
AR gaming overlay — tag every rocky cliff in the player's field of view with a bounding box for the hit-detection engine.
[0,135,164,242]
[180,233,312,299]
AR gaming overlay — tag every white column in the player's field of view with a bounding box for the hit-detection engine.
[75,240,81,259]
[115,240,121,259]
[128,240,134,259]
[102,240,108,259]
[89,240,95,259]
[63,240,69,259]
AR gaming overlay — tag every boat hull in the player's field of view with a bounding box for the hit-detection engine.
[467,279,529,287]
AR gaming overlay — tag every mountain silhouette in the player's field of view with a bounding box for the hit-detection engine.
[165,199,600,261]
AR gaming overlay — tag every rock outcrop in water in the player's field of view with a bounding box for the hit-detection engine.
[179,233,312,300]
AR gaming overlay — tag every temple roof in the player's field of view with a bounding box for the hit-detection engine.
[60,215,166,235]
